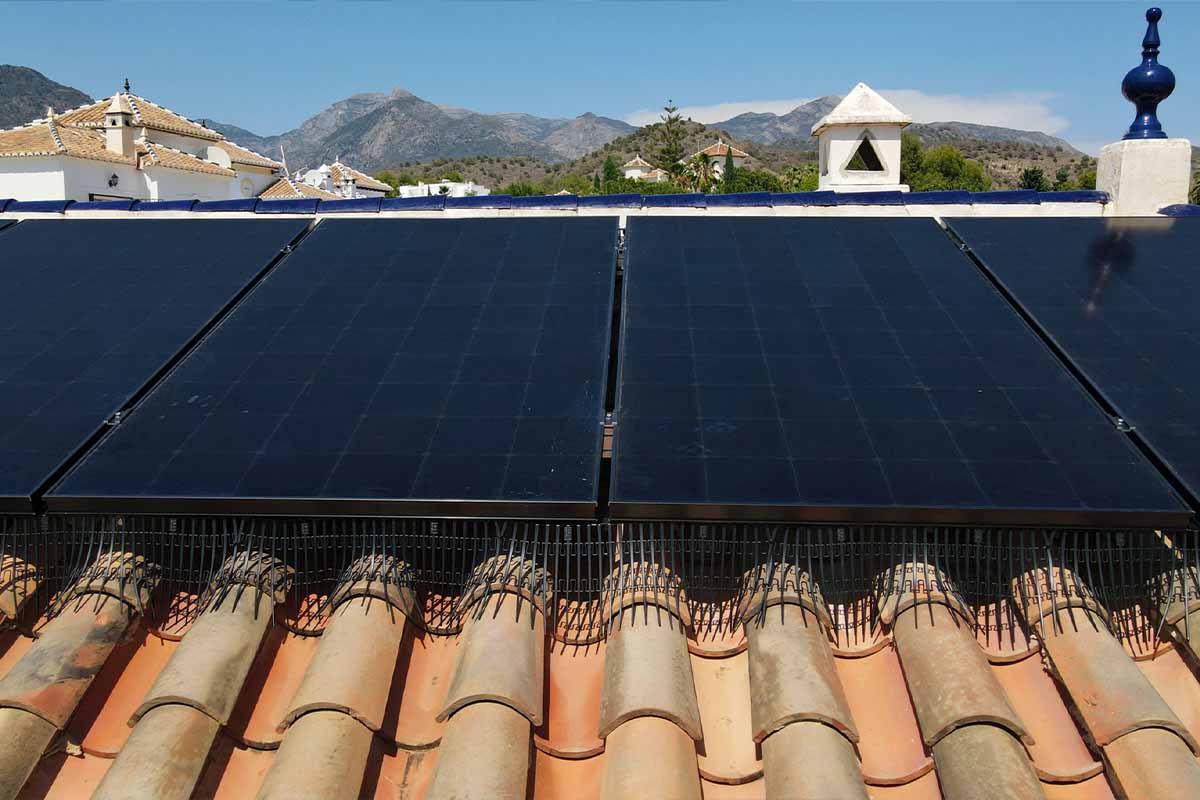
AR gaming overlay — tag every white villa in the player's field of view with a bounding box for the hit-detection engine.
[622,155,668,183]
[395,179,490,199]
[683,140,749,176]
[261,161,391,201]
[0,85,282,202]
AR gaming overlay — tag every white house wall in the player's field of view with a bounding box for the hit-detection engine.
[62,159,146,201]
[819,126,903,190]
[145,167,235,201]
[0,157,68,201]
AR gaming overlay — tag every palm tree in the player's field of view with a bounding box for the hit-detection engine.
[684,154,715,193]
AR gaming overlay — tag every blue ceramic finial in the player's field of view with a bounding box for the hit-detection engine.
[1121,7,1175,139]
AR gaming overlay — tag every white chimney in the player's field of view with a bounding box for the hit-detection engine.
[812,82,911,193]
[103,92,136,157]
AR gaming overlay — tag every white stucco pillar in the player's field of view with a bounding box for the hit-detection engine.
[1097,138,1193,215]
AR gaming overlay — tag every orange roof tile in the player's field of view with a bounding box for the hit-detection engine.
[56,93,222,141]
[212,139,281,170]
[5,550,1200,799]
[329,161,391,192]
[142,141,236,177]
[259,177,339,200]
[689,140,750,160]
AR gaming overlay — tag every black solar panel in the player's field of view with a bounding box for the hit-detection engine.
[610,216,1187,526]
[948,217,1200,513]
[50,217,618,518]
[0,219,308,512]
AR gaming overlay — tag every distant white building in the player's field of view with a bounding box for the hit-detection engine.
[261,160,391,201]
[0,85,282,202]
[621,155,668,184]
[396,179,489,198]
[683,140,749,177]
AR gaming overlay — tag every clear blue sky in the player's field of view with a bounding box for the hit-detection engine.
[6,1,1197,153]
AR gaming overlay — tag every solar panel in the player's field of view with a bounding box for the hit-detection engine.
[610,216,1187,526]
[0,219,309,512]
[948,217,1200,512]
[50,217,618,518]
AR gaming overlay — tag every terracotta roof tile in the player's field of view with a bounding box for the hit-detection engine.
[536,641,605,758]
[1102,726,1200,798]
[257,709,374,800]
[133,595,273,725]
[440,592,545,725]
[143,141,237,177]
[746,604,857,742]
[600,605,701,739]
[692,649,760,784]
[762,720,868,799]
[990,653,1103,783]
[212,139,282,170]
[930,723,1042,800]
[427,701,531,800]
[891,602,1031,747]
[69,627,178,757]
[91,703,221,800]
[1037,606,1195,750]
[835,643,933,787]
[260,177,340,200]
[225,627,319,748]
[283,596,408,733]
[8,550,1200,800]
[600,715,701,800]
[0,598,134,727]
[330,161,391,193]
[0,707,57,797]
[0,554,39,622]
[387,626,455,748]
[56,93,222,141]
[1136,644,1200,744]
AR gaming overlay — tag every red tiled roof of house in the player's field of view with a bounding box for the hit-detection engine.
[329,161,391,193]
[2,552,1200,798]
[690,140,749,160]
[259,177,340,200]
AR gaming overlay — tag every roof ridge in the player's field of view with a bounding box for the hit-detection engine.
[45,114,65,152]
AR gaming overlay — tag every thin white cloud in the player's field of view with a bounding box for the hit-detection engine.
[880,90,1069,135]
[623,89,1070,136]
[623,98,812,126]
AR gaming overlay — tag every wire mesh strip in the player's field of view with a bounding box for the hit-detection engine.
[7,515,1197,647]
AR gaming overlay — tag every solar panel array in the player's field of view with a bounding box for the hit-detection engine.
[52,218,618,517]
[0,219,307,512]
[610,217,1186,526]
[949,217,1200,511]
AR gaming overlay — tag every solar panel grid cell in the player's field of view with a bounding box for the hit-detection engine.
[0,219,309,511]
[50,217,618,518]
[611,216,1186,525]
[948,217,1200,513]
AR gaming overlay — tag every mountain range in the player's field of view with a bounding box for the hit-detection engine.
[0,65,92,129]
[0,66,1083,176]
[207,89,636,172]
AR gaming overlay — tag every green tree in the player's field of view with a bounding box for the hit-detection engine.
[500,181,538,197]
[725,168,783,193]
[781,165,818,193]
[592,174,601,193]
[908,145,991,192]
[655,101,686,178]
[1190,173,1200,205]
[374,170,401,198]
[1052,167,1073,191]
[1076,170,1097,190]
[721,150,735,193]
[899,132,925,187]
[601,156,621,192]
[1018,167,1050,192]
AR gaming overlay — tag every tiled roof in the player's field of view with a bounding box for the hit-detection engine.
[260,177,340,200]
[690,140,749,160]
[329,161,391,192]
[142,142,237,177]
[56,93,223,141]
[622,155,655,169]
[3,555,1199,798]
[0,121,138,166]
[212,140,282,170]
